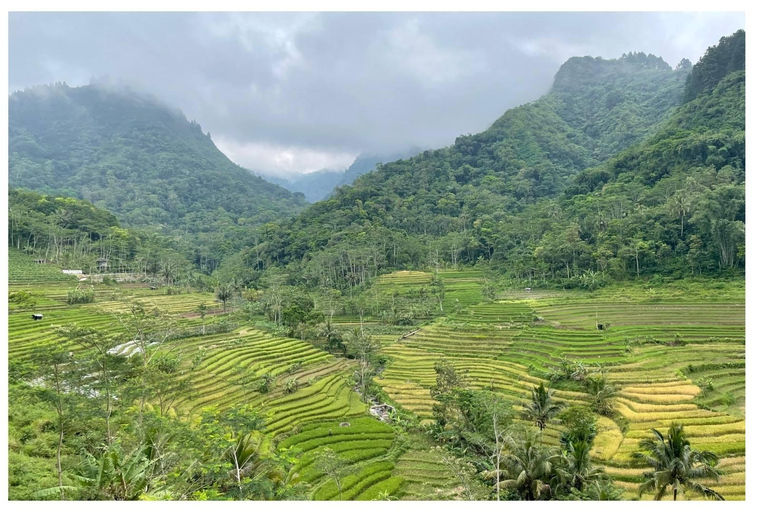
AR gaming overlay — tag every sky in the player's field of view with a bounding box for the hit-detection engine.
[9,11,745,178]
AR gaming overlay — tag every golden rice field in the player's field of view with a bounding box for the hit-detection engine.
[375,287,746,500]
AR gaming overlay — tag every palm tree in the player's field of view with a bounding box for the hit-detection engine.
[524,382,563,433]
[558,439,605,493]
[226,432,279,500]
[215,282,234,311]
[319,318,344,355]
[585,373,617,415]
[632,423,723,501]
[493,432,562,500]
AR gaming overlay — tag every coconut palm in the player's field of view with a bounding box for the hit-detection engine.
[494,432,562,500]
[226,432,280,500]
[558,439,606,493]
[319,318,344,355]
[524,382,563,433]
[632,423,723,501]
[215,282,234,311]
[585,373,617,415]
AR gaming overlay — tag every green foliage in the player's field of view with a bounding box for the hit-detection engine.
[524,383,564,432]
[632,424,724,501]
[66,285,95,304]
[559,405,598,445]
[247,32,743,290]
[8,289,39,309]
[682,30,744,103]
[9,83,307,270]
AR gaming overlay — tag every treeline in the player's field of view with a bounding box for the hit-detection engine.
[8,187,202,285]
[243,31,744,291]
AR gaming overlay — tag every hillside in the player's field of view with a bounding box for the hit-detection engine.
[250,50,693,285]
[9,82,308,268]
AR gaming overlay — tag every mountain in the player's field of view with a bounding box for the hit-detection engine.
[263,169,345,203]
[333,148,422,189]
[261,148,421,203]
[9,82,308,268]
[251,50,694,283]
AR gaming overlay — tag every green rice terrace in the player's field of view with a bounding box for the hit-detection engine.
[8,255,745,500]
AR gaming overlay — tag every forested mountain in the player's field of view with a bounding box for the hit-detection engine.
[249,31,744,290]
[333,149,422,189]
[262,148,421,203]
[9,83,307,270]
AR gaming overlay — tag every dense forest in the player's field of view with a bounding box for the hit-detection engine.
[243,31,744,291]
[9,82,308,271]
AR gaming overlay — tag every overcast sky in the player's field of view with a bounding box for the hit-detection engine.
[9,12,744,178]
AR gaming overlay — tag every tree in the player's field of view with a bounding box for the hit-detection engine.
[113,300,176,426]
[283,296,322,340]
[53,324,121,443]
[197,405,274,500]
[430,274,446,312]
[313,448,351,500]
[319,318,344,355]
[430,358,468,428]
[524,383,564,433]
[197,303,208,335]
[483,393,516,501]
[215,282,235,312]
[584,373,617,415]
[496,432,562,500]
[559,405,598,446]
[346,326,381,402]
[30,349,82,499]
[559,440,606,493]
[632,423,723,501]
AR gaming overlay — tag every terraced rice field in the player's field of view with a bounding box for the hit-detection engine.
[277,417,402,500]
[8,249,79,284]
[8,255,746,501]
[374,270,485,310]
[394,449,462,500]
[376,291,746,500]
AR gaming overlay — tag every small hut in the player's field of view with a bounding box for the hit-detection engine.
[96,258,109,272]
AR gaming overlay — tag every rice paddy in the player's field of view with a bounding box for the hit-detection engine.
[7,252,746,500]
[374,284,746,500]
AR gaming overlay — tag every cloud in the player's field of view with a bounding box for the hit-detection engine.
[213,138,358,177]
[380,17,484,88]
[9,12,745,177]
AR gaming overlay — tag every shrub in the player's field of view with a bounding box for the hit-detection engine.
[66,286,95,304]
[284,378,299,394]
[695,377,715,392]
[8,290,38,309]
[256,373,276,393]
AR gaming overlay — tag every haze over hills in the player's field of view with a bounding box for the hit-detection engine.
[9,83,308,267]
[261,148,422,203]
